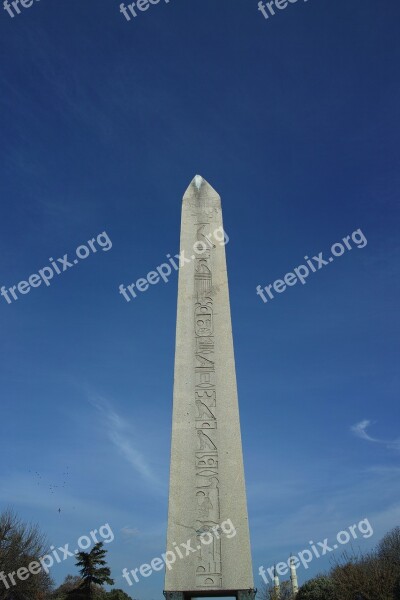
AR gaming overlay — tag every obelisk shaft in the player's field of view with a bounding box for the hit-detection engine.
[165,176,254,596]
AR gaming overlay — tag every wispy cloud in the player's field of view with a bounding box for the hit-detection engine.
[88,393,162,490]
[351,419,377,442]
[351,420,400,451]
[121,526,140,537]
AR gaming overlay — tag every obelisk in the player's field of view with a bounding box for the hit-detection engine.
[164,176,255,600]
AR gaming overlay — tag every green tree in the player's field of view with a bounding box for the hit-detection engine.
[105,590,134,600]
[72,543,113,600]
[52,575,82,599]
[52,575,107,600]
[296,575,336,600]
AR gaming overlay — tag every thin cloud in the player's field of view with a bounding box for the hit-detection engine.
[89,394,161,490]
[351,419,377,442]
[351,420,400,451]
[121,526,140,537]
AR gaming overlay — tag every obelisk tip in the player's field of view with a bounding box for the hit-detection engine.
[194,175,203,189]
[183,175,221,206]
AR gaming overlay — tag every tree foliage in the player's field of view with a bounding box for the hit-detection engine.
[331,550,399,600]
[0,509,53,600]
[52,574,82,598]
[259,580,293,600]
[68,543,113,600]
[52,576,105,600]
[293,526,400,600]
[105,590,133,600]
[53,579,133,600]
[377,527,400,570]
[296,575,336,600]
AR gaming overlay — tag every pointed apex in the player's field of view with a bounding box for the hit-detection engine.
[183,175,221,207]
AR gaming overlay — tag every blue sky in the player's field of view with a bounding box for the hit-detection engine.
[0,0,399,598]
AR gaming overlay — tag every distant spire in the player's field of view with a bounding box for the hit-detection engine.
[290,555,299,596]
[273,565,280,598]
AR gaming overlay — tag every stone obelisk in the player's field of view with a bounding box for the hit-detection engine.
[165,176,255,600]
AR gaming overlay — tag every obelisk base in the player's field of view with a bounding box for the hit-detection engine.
[164,589,256,600]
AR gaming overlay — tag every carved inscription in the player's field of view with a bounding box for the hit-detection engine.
[193,207,222,589]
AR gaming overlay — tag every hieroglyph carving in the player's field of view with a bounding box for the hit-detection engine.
[193,215,222,588]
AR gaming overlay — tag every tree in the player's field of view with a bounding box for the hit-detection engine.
[259,581,293,600]
[270,526,400,600]
[296,575,336,600]
[378,527,400,571]
[72,543,113,600]
[52,575,82,599]
[52,575,110,600]
[0,509,53,600]
[52,575,105,600]
[375,527,400,600]
[105,590,134,600]
[331,550,399,600]
[394,577,400,600]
